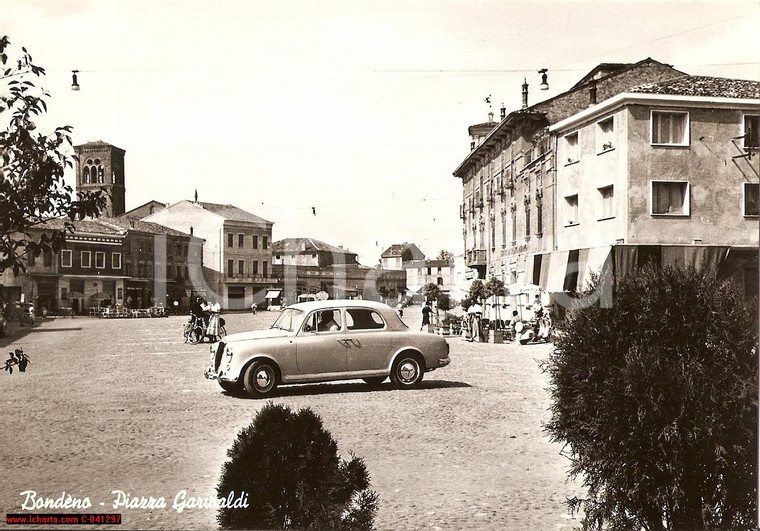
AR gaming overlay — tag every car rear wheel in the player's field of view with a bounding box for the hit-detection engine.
[242,360,278,397]
[390,353,424,390]
[363,377,385,387]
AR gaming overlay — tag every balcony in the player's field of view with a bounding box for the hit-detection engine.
[466,249,487,266]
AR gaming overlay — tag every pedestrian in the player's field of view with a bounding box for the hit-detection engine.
[467,301,484,342]
[421,302,432,332]
[251,302,257,315]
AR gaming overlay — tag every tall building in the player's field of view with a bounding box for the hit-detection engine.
[74,141,126,217]
[453,59,759,309]
[143,200,273,309]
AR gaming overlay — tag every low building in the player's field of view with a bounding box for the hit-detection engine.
[380,243,425,271]
[404,258,456,297]
[271,238,404,304]
[0,217,197,313]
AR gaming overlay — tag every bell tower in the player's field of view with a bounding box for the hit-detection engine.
[74,141,126,217]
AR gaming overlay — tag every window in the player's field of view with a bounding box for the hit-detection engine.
[252,261,258,275]
[238,234,244,248]
[112,252,122,269]
[28,251,35,266]
[263,261,268,277]
[238,260,245,276]
[501,211,508,246]
[252,235,258,249]
[346,309,385,330]
[263,236,268,249]
[537,202,543,235]
[523,148,533,168]
[743,115,759,150]
[41,249,51,267]
[597,117,615,152]
[95,251,106,269]
[651,181,689,215]
[227,233,233,247]
[304,309,343,333]
[511,210,517,243]
[81,251,91,268]
[598,185,615,220]
[565,132,579,164]
[227,259,234,277]
[525,205,531,237]
[83,167,90,184]
[565,195,579,226]
[743,183,758,217]
[651,111,688,145]
[61,250,72,268]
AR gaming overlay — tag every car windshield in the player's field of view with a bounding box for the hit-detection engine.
[270,308,303,332]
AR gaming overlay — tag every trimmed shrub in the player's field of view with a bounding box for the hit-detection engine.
[217,402,378,530]
[544,265,758,530]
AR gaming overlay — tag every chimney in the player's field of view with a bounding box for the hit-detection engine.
[589,80,597,106]
[521,79,529,109]
[488,111,494,123]
[500,104,506,120]
[471,140,476,151]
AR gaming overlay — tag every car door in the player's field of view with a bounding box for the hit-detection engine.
[295,309,348,375]
[344,308,396,372]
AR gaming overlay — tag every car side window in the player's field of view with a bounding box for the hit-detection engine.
[303,309,342,333]
[346,309,385,331]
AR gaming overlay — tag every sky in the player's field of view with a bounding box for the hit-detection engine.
[4,0,760,265]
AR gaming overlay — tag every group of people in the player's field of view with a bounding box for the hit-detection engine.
[191,297,222,337]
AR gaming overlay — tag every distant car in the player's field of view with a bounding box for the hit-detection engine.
[205,299,451,397]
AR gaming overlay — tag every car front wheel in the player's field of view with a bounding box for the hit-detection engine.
[390,353,424,390]
[242,360,278,397]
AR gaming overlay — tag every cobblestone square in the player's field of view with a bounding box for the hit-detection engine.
[1,307,583,529]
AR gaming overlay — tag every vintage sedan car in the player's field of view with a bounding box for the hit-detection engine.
[205,299,450,397]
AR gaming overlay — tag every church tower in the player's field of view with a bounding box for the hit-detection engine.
[74,141,126,217]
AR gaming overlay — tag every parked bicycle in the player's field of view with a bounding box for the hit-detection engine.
[183,313,227,344]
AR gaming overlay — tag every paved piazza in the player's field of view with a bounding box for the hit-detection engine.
[1,306,584,530]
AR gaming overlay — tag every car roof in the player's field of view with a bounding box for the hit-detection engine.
[288,299,395,312]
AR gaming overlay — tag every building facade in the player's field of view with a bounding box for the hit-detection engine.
[404,259,456,295]
[454,59,759,306]
[0,218,198,313]
[143,200,273,309]
[380,243,425,270]
[272,238,375,303]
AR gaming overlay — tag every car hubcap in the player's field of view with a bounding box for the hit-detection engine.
[255,369,272,390]
[398,360,418,383]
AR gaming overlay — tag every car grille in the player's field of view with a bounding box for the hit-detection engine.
[214,341,226,371]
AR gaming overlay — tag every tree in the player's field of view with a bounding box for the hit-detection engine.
[484,277,506,328]
[436,249,454,264]
[422,282,442,304]
[0,36,105,274]
[461,279,486,310]
[436,292,451,313]
[217,402,378,530]
[544,265,758,530]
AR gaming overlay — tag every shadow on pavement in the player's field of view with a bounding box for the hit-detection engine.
[223,379,471,399]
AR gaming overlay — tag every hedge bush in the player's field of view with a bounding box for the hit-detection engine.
[544,265,758,529]
[217,402,378,530]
